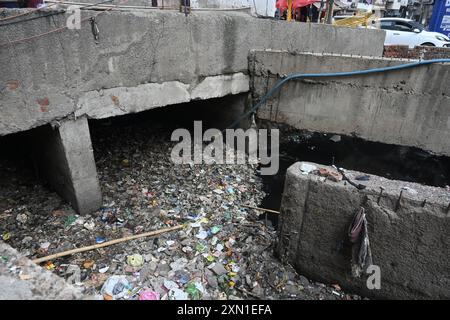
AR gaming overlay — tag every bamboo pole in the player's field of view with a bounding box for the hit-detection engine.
[287,0,292,22]
[242,204,280,214]
[32,225,184,264]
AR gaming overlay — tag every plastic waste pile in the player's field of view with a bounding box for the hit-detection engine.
[0,125,359,300]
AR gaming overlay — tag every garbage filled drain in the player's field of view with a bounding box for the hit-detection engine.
[0,104,366,300]
[1,99,449,300]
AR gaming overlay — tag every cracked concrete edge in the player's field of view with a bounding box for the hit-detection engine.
[0,241,85,300]
[75,73,250,119]
[288,162,450,206]
[0,73,249,135]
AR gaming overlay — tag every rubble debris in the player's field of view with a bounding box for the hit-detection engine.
[318,167,342,182]
[0,124,360,300]
[355,175,370,181]
[83,260,95,269]
[300,163,317,174]
[329,135,341,143]
[139,290,160,300]
[0,242,83,299]
[101,275,131,300]
[96,237,106,244]
[127,254,144,268]
[336,167,367,190]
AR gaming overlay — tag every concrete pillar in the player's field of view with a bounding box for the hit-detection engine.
[33,117,102,214]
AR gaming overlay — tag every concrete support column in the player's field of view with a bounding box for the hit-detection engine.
[33,117,102,214]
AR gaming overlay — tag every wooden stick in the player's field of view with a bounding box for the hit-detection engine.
[32,225,184,264]
[242,204,280,214]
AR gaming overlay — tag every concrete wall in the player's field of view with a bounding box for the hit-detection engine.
[277,162,450,299]
[0,9,385,136]
[251,50,450,157]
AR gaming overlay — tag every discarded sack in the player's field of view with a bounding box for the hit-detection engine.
[348,207,373,278]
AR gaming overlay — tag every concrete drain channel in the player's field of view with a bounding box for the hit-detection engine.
[260,124,450,299]
[2,0,450,305]
[0,102,449,300]
[260,124,450,216]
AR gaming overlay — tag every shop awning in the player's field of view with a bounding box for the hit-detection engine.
[276,0,320,11]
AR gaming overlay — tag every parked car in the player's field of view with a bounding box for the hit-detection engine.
[374,18,450,48]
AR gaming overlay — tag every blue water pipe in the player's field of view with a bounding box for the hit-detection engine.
[227,58,450,129]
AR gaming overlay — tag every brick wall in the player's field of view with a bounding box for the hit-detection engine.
[383,45,450,59]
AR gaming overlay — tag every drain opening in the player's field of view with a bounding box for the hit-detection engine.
[257,122,450,229]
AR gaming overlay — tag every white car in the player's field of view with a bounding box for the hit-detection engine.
[374,18,450,48]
